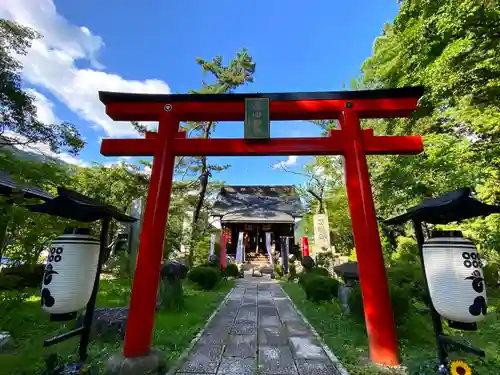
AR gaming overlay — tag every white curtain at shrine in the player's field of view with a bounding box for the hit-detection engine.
[209,233,215,257]
[235,232,244,264]
[265,232,273,265]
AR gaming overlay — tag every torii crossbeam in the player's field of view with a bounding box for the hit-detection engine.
[99,87,425,366]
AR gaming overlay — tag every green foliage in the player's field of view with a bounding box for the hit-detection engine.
[329,278,340,298]
[188,266,221,290]
[0,274,22,290]
[348,283,411,324]
[191,233,221,266]
[298,267,329,287]
[483,260,500,289]
[0,20,84,155]
[302,274,336,303]
[298,271,309,287]
[309,266,330,277]
[0,264,45,289]
[225,263,239,278]
[282,3,500,372]
[316,251,334,269]
[0,278,234,375]
[298,265,339,303]
[180,49,256,266]
[288,263,298,281]
[274,263,284,279]
[284,282,500,375]
[301,0,500,268]
[387,262,428,303]
[389,236,419,263]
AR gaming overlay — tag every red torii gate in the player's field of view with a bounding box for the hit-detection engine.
[99,87,424,366]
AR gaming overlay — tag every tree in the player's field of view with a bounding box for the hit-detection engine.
[360,1,500,204]
[129,50,256,265]
[304,0,500,260]
[275,155,344,215]
[0,153,154,267]
[0,151,73,264]
[66,162,150,264]
[0,20,84,155]
[183,48,256,265]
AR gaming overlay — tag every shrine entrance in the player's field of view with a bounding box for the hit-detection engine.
[99,87,424,366]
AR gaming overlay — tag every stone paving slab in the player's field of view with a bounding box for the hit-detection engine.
[223,334,257,358]
[174,277,346,375]
[259,346,298,375]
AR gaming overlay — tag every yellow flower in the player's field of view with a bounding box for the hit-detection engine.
[450,360,472,375]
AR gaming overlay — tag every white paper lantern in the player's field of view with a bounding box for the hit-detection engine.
[422,230,487,323]
[41,228,100,315]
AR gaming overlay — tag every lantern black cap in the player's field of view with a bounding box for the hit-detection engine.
[64,228,91,235]
[430,230,463,238]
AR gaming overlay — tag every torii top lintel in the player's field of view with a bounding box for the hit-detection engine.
[99,86,424,122]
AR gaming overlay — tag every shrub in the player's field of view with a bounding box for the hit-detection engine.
[225,263,239,278]
[200,262,222,279]
[303,274,334,303]
[328,277,340,298]
[297,267,327,285]
[348,283,411,324]
[309,267,330,277]
[288,263,297,281]
[274,264,284,279]
[1,264,45,288]
[298,271,309,287]
[390,236,419,264]
[0,274,23,290]
[386,262,425,302]
[188,266,220,290]
[483,261,500,288]
[316,251,334,269]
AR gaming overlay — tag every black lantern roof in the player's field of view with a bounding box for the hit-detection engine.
[385,187,500,225]
[26,187,137,223]
[333,261,359,280]
[0,171,54,201]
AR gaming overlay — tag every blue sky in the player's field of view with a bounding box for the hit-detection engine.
[2,0,400,187]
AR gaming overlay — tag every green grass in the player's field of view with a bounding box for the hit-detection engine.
[282,282,500,375]
[0,277,234,375]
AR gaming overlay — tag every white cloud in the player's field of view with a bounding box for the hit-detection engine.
[5,128,88,168]
[3,90,88,167]
[272,156,298,170]
[0,0,171,137]
[26,88,58,124]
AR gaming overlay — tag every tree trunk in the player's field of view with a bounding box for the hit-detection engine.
[307,186,324,214]
[188,122,213,266]
[0,205,13,261]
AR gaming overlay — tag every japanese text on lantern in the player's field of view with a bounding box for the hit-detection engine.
[244,98,270,139]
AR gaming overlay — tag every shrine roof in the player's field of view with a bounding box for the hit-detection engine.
[99,86,424,104]
[0,171,54,201]
[212,185,303,221]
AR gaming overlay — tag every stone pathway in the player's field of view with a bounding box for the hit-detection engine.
[175,277,347,375]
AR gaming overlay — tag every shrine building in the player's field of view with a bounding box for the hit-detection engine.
[211,185,303,261]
